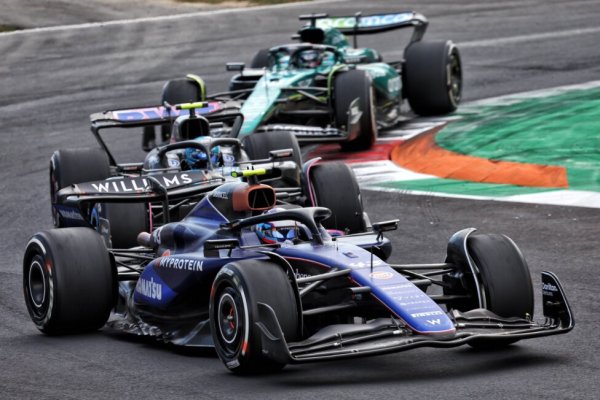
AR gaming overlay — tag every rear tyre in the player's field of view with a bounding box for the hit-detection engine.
[309,162,365,233]
[250,49,271,68]
[242,130,303,167]
[50,148,110,227]
[445,233,534,349]
[334,69,377,151]
[23,228,115,335]
[210,259,298,374]
[404,40,462,116]
[92,203,149,249]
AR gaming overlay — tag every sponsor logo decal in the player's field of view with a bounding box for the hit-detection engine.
[316,13,413,30]
[350,260,382,268]
[58,208,84,221]
[426,319,442,325]
[294,269,312,279]
[387,76,401,92]
[168,158,180,168]
[159,257,203,272]
[410,311,444,318]
[135,277,162,300]
[112,103,221,122]
[370,271,394,280]
[211,190,229,199]
[380,283,413,291]
[90,174,194,193]
[543,282,558,296]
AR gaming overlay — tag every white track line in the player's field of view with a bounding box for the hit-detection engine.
[4,0,600,49]
[0,0,347,38]
[459,26,600,48]
[385,26,600,57]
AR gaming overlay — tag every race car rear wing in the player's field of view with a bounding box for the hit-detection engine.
[89,101,244,166]
[304,11,428,44]
[93,103,211,128]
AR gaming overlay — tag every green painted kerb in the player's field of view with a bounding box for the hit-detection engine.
[436,87,600,192]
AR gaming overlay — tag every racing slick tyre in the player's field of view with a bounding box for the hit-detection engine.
[445,233,534,349]
[209,259,299,374]
[334,69,377,151]
[242,130,303,167]
[23,228,115,335]
[309,162,365,234]
[50,148,110,227]
[92,203,149,249]
[404,40,462,116]
[250,48,270,68]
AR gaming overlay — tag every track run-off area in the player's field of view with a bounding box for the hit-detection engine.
[1,1,600,399]
[311,81,600,208]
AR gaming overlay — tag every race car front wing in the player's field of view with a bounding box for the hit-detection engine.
[255,271,574,363]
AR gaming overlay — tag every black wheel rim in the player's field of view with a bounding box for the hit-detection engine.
[447,48,462,107]
[25,254,50,319]
[215,287,244,356]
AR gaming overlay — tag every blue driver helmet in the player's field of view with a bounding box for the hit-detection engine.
[255,220,300,244]
[254,208,301,244]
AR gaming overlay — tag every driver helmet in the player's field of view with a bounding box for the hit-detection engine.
[254,208,301,244]
[297,49,322,69]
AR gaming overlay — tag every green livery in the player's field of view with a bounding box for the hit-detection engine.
[225,11,462,150]
[144,11,463,151]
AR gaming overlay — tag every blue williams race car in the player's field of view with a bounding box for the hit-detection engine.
[24,170,573,373]
[51,101,369,248]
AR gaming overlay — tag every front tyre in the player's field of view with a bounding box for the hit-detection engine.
[23,228,115,335]
[404,41,462,116]
[242,130,302,167]
[209,259,298,374]
[445,232,534,349]
[334,70,377,151]
[309,162,365,233]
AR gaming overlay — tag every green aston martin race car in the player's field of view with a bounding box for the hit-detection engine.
[144,11,462,151]
[225,11,462,150]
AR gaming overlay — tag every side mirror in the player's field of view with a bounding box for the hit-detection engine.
[269,148,293,160]
[204,238,240,257]
[372,219,399,240]
[226,62,245,72]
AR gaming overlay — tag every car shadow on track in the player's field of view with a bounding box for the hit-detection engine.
[102,329,219,358]
[260,346,564,386]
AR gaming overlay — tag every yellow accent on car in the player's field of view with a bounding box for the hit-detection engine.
[186,74,206,101]
[178,102,207,110]
[231,168,267,178]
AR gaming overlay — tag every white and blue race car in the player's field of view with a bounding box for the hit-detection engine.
[25,170,573,373]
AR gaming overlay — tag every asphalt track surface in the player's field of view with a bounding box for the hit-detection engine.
[1,1,599,398]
